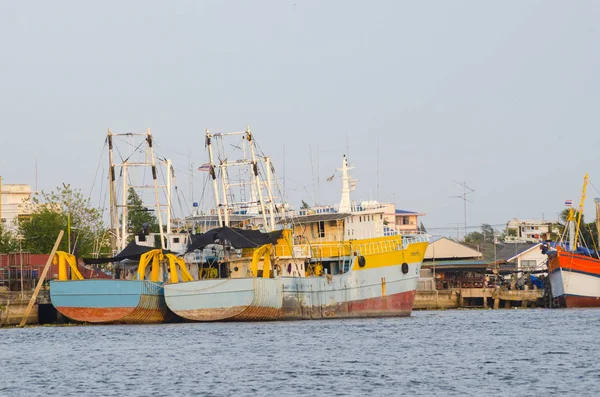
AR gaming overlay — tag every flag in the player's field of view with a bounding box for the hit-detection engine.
[326,172,335,182]
[198,163,211,172]
[565,200,572,207]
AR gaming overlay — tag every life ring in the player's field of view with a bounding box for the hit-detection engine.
[358,256,366,268]
[401,263,409,274]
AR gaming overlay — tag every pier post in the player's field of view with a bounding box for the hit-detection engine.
[493,298,500,309]
[483,290,488,309]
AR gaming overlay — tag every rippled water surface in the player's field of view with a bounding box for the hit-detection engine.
[2,309,600,396]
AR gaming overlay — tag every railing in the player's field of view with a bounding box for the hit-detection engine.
[186,233,430,262]
[309,234,430,258]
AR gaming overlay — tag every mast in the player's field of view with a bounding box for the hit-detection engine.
[595,198,600,250]
[121,163,128,251]
[206,130,223,227]
[338,155,353,212]
[147,129,165,250]
[265,156,276,231]
[567,207,575,251]
[107,129,120,254]
[573,173,589,249]
[220,160,231,227]
[166,159,172,236]
[246,126,269,230]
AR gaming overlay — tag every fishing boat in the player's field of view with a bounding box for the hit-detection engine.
[547,174,600,307]
[164,127,429,321]
[50,129,192,324]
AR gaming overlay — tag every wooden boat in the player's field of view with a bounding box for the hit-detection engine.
[547,174,600,307]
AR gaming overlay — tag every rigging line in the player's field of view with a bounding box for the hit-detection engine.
[588,179,600,197]
[195,175,210,217]
[88,139,108,199]
[170,165,191,220]
[154,142,196,160]
[120,139,146,164]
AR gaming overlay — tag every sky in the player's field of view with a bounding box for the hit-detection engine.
[1,1,599,239]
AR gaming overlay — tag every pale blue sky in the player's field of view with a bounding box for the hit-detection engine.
[1,1,599,237]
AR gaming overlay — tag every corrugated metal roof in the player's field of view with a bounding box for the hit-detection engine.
[424,260,490,267]
[495,242,540,261]
[395,209,418,214]
[279,213,351,224]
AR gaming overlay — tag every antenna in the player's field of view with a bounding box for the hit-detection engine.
[309,144,316,205]
[376,137,380,200]
[450,180,474,240]
[35,157,38,194]
[345,132,350,162]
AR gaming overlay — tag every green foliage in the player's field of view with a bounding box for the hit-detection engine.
[507,228,517,237]
[419,222,427,233]
[0,226,18,253]
[301,200,310,209]
[464,223,495,244]
[126,188,159,237]
[463,223,498,261]
[18,184,109,257]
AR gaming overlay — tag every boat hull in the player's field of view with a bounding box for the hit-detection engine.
[165,261,422,321]
[548,251,600,308]
[50,279,173,324]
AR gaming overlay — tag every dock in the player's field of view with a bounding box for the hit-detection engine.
[415,287,544,310]
[0,289,55,326]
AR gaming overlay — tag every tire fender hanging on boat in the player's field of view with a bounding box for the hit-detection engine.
[401,263,409,274]
[358,256,366,268]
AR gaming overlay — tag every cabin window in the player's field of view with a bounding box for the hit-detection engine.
[318,221,325,238]
[173,237,180,244]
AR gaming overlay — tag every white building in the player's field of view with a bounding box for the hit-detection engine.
[505,218,553,243]
[382,203,426,234]
[0,183,32,231]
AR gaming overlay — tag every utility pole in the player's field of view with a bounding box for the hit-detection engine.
[18,235,23,299]
[451,180,474,240]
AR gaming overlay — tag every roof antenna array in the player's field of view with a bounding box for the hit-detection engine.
[450,180,474,240]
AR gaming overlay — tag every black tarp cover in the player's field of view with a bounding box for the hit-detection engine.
[83,241,157,265]
[186,227,283,253]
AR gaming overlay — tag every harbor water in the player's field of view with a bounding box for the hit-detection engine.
[1,309,599,396]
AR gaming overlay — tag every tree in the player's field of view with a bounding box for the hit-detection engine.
[126,188,159,237]
[19,184,109,258]
[463,224,499,261]
[300,200,310,209]
[419,222,427,233]
[481,223,495,243]
[556,208,599,249]
[0,226,17,253]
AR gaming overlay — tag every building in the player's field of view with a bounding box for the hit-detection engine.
[494,242,546,275]
[505,218,553,243]
[415,238,546,309]
[382,204,425,234]
[421,237,487,290]
[0,183,33,231]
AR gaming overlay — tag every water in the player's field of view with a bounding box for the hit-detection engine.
[1,309,599,396]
